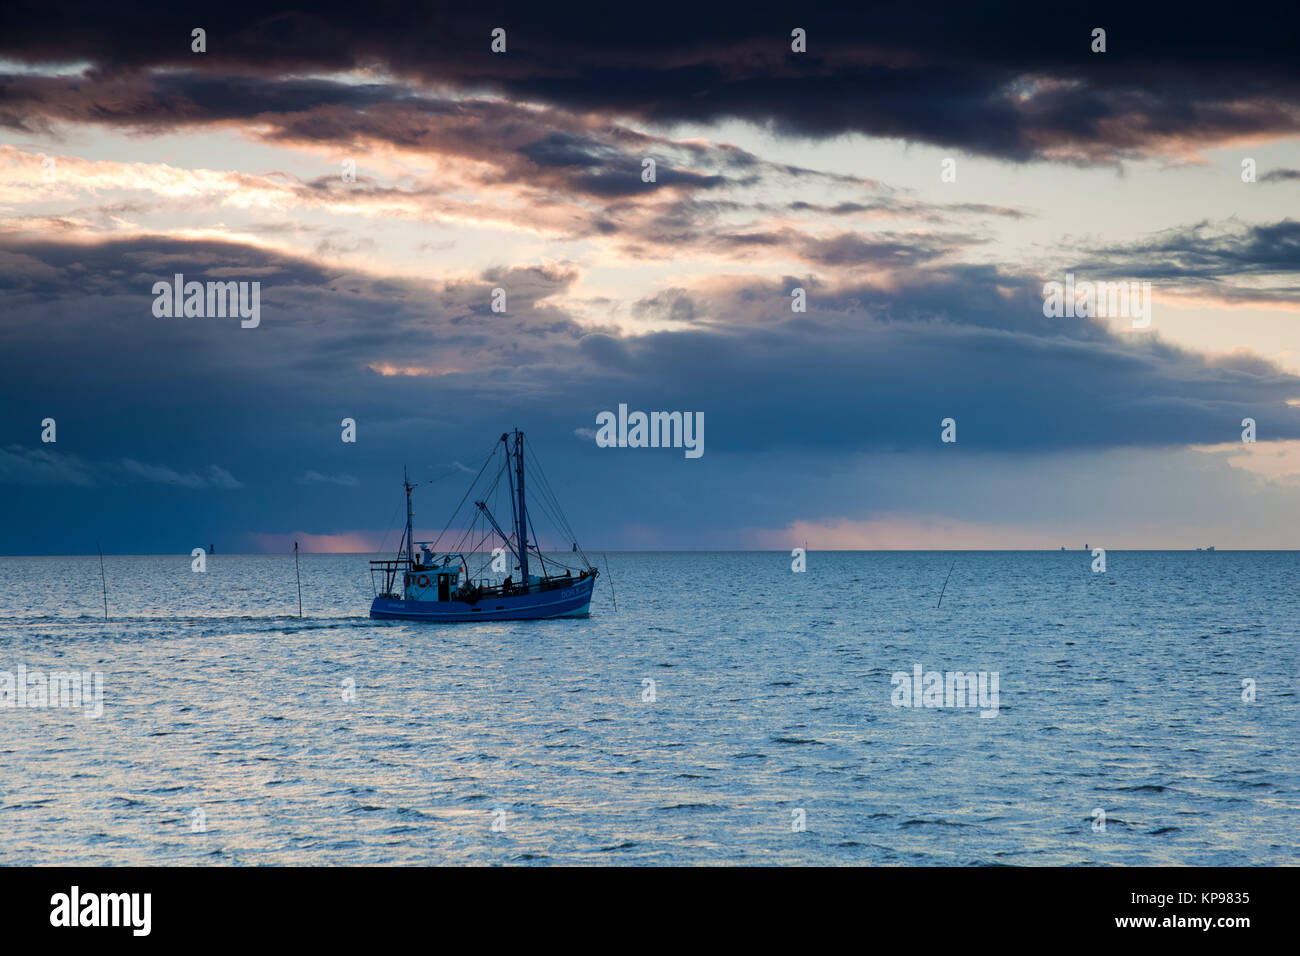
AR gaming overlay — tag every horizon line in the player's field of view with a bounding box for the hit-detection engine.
[3,548,1294,557]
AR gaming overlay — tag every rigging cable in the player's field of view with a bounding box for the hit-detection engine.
[430,438,500,554]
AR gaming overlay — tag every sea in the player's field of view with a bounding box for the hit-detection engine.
[0,551,1295,865]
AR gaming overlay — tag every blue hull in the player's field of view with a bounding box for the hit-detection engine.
[370,576,595,622]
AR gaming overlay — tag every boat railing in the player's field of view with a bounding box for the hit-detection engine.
[368,558,409,599]
[369,559,596,601]
[468,568,596,599]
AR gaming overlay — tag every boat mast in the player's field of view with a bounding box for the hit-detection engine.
[404,466,414,568]
[514,430,529,582]
[500,433,520,576]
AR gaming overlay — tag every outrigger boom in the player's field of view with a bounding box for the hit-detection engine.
[368,430,597,621]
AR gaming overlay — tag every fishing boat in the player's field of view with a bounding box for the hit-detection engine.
[369,430,598,621]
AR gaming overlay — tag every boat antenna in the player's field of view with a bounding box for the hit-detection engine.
[603,552,617,613]
[936,557,956,609]
[294,540,303,618]
[96,539,108,620]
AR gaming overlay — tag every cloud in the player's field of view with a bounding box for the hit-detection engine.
[0,445,94,486]
[119,460,243,488]
[1189,439,1300,486]
[299,470,360,486]
[1071,219,1300,308]
[4,4,1300,162]
[3,233,1297,470]
[0,446,242,489]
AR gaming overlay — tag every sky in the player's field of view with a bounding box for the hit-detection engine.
[1,1,1298,553]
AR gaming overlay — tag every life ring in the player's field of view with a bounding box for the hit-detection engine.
[417,574,430,588]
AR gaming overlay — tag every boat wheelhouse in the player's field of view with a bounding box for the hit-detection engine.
[369,430,598,621]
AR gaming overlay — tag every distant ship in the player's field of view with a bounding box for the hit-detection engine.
[369,430,598,621]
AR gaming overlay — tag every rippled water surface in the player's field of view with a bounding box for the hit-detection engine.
[0,551,1296,865]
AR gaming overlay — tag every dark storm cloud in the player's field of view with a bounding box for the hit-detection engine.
[605,271,1300,457]
[3,1,1299,161]
[0,232,591,406]
[2,231,1296,462]
[2,229,1298,552]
